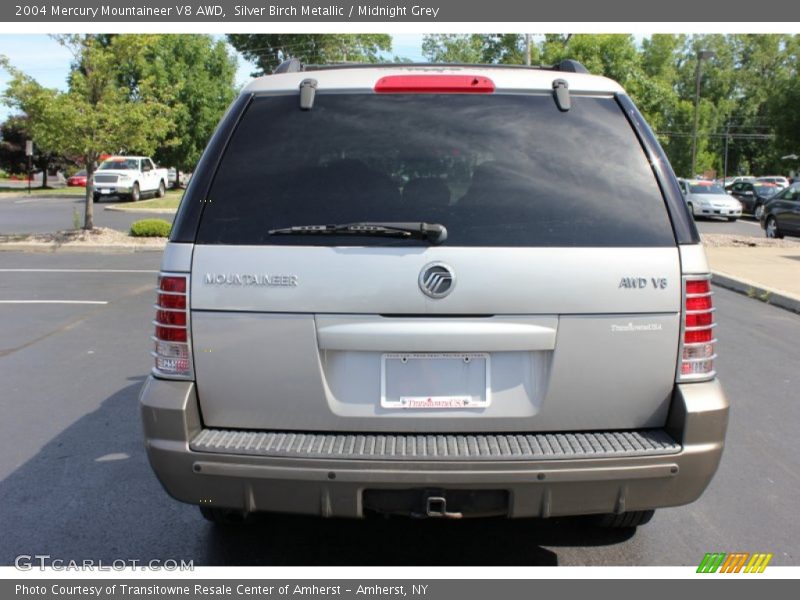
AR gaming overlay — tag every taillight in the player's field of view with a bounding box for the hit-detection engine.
[152,273,192,378]
[679,275,716,381]
[374,75,496,94]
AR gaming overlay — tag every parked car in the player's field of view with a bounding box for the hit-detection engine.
[678,178,742,221]
[92,156,169,202]
[722,175,755,188]
[66,170,87,187]
[756,176,790,189]
[761,182,800,239]
[140,61,728,529]
[727,181,780,218]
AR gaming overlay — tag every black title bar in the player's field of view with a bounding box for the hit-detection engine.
[3,0,796,22]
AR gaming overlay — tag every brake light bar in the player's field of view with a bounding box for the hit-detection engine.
[679,275,716,381]
[374,75,495,94]
[152,274,192,379]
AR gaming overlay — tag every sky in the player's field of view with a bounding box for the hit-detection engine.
[0,34,426,122]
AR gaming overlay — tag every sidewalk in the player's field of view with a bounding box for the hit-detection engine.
[706,246,800,314]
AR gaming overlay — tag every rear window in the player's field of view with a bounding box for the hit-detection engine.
[100,159,139,170]
[689,183,726,195]
[196,93,675,247]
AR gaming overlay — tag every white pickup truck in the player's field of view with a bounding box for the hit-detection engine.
[92,156,169,202]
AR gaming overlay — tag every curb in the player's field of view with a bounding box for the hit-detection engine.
[712,271,800,315]
[104,205,177,214]
[0,193,80,201]
[0,243,165,254]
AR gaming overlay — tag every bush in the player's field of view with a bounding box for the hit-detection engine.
[130,219,172,237]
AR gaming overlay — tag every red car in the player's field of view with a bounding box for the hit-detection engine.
[67,170,87,187]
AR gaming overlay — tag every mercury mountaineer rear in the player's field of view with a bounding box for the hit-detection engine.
[140,61,728,527]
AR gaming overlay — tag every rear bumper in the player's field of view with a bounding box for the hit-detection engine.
[139,377,728,518]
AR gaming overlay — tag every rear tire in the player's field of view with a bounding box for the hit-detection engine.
[765,216,783,239]
[199,506,247,526]
[594,510,655,528]
[156,180,166,198]
[727,217,737,222]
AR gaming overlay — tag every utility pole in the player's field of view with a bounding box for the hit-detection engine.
[723,122,731,182]
[691,50,716,178]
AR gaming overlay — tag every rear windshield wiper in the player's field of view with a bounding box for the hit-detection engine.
[268,222,448,245]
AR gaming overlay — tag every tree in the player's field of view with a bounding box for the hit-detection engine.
[422,34,532,65]
[541,34,642,90]
[0,116,29,176]
[768,35,800,175]
[93,34,237,172]
[227,34,392,75]
[0,115,71,185]
[1,35,172,229]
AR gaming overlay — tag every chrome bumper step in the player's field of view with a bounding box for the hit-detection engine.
[190,429,680,461]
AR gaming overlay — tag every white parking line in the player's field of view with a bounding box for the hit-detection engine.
[0,300,108,305]
[0,269,157,273]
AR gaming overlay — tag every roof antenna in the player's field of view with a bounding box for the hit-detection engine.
[299,79,318,110]
[274,58,304,74]
[552,79,571,112]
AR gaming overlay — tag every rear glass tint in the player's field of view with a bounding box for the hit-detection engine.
[196,93,675,247]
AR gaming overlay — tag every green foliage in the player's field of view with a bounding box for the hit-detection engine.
[227,34,392,74]
[2,37,173,162]
[767,36,800,169]
[0,116,34,176]
[420,33,800,178]
[2,36,174,228]
[0,114,71,186]
[98,34,237,171]
[422,34,533,65]
[130,218,171,237]
[542,34,641,87]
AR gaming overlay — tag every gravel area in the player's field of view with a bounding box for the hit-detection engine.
[701,233,800,248]
[0,227,167,248]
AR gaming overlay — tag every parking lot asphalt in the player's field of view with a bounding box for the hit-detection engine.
[0,250,797,567]
[0,194,175,235]
[694,215,765,237]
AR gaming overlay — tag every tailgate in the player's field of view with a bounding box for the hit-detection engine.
[190,246,680,432]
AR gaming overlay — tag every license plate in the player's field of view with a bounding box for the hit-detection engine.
[100,188,111,194]
[380,353,490,409]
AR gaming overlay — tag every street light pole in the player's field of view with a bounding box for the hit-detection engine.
[691,50,715,178]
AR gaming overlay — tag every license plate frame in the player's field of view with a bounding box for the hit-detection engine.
[380,352,491,409]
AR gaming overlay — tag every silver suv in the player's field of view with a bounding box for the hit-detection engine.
[140,61,728,528]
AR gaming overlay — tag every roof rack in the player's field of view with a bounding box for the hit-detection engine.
[271,59,590,75]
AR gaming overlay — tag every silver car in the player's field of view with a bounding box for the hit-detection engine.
[140,62,728,529]
[678,179,743,221]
